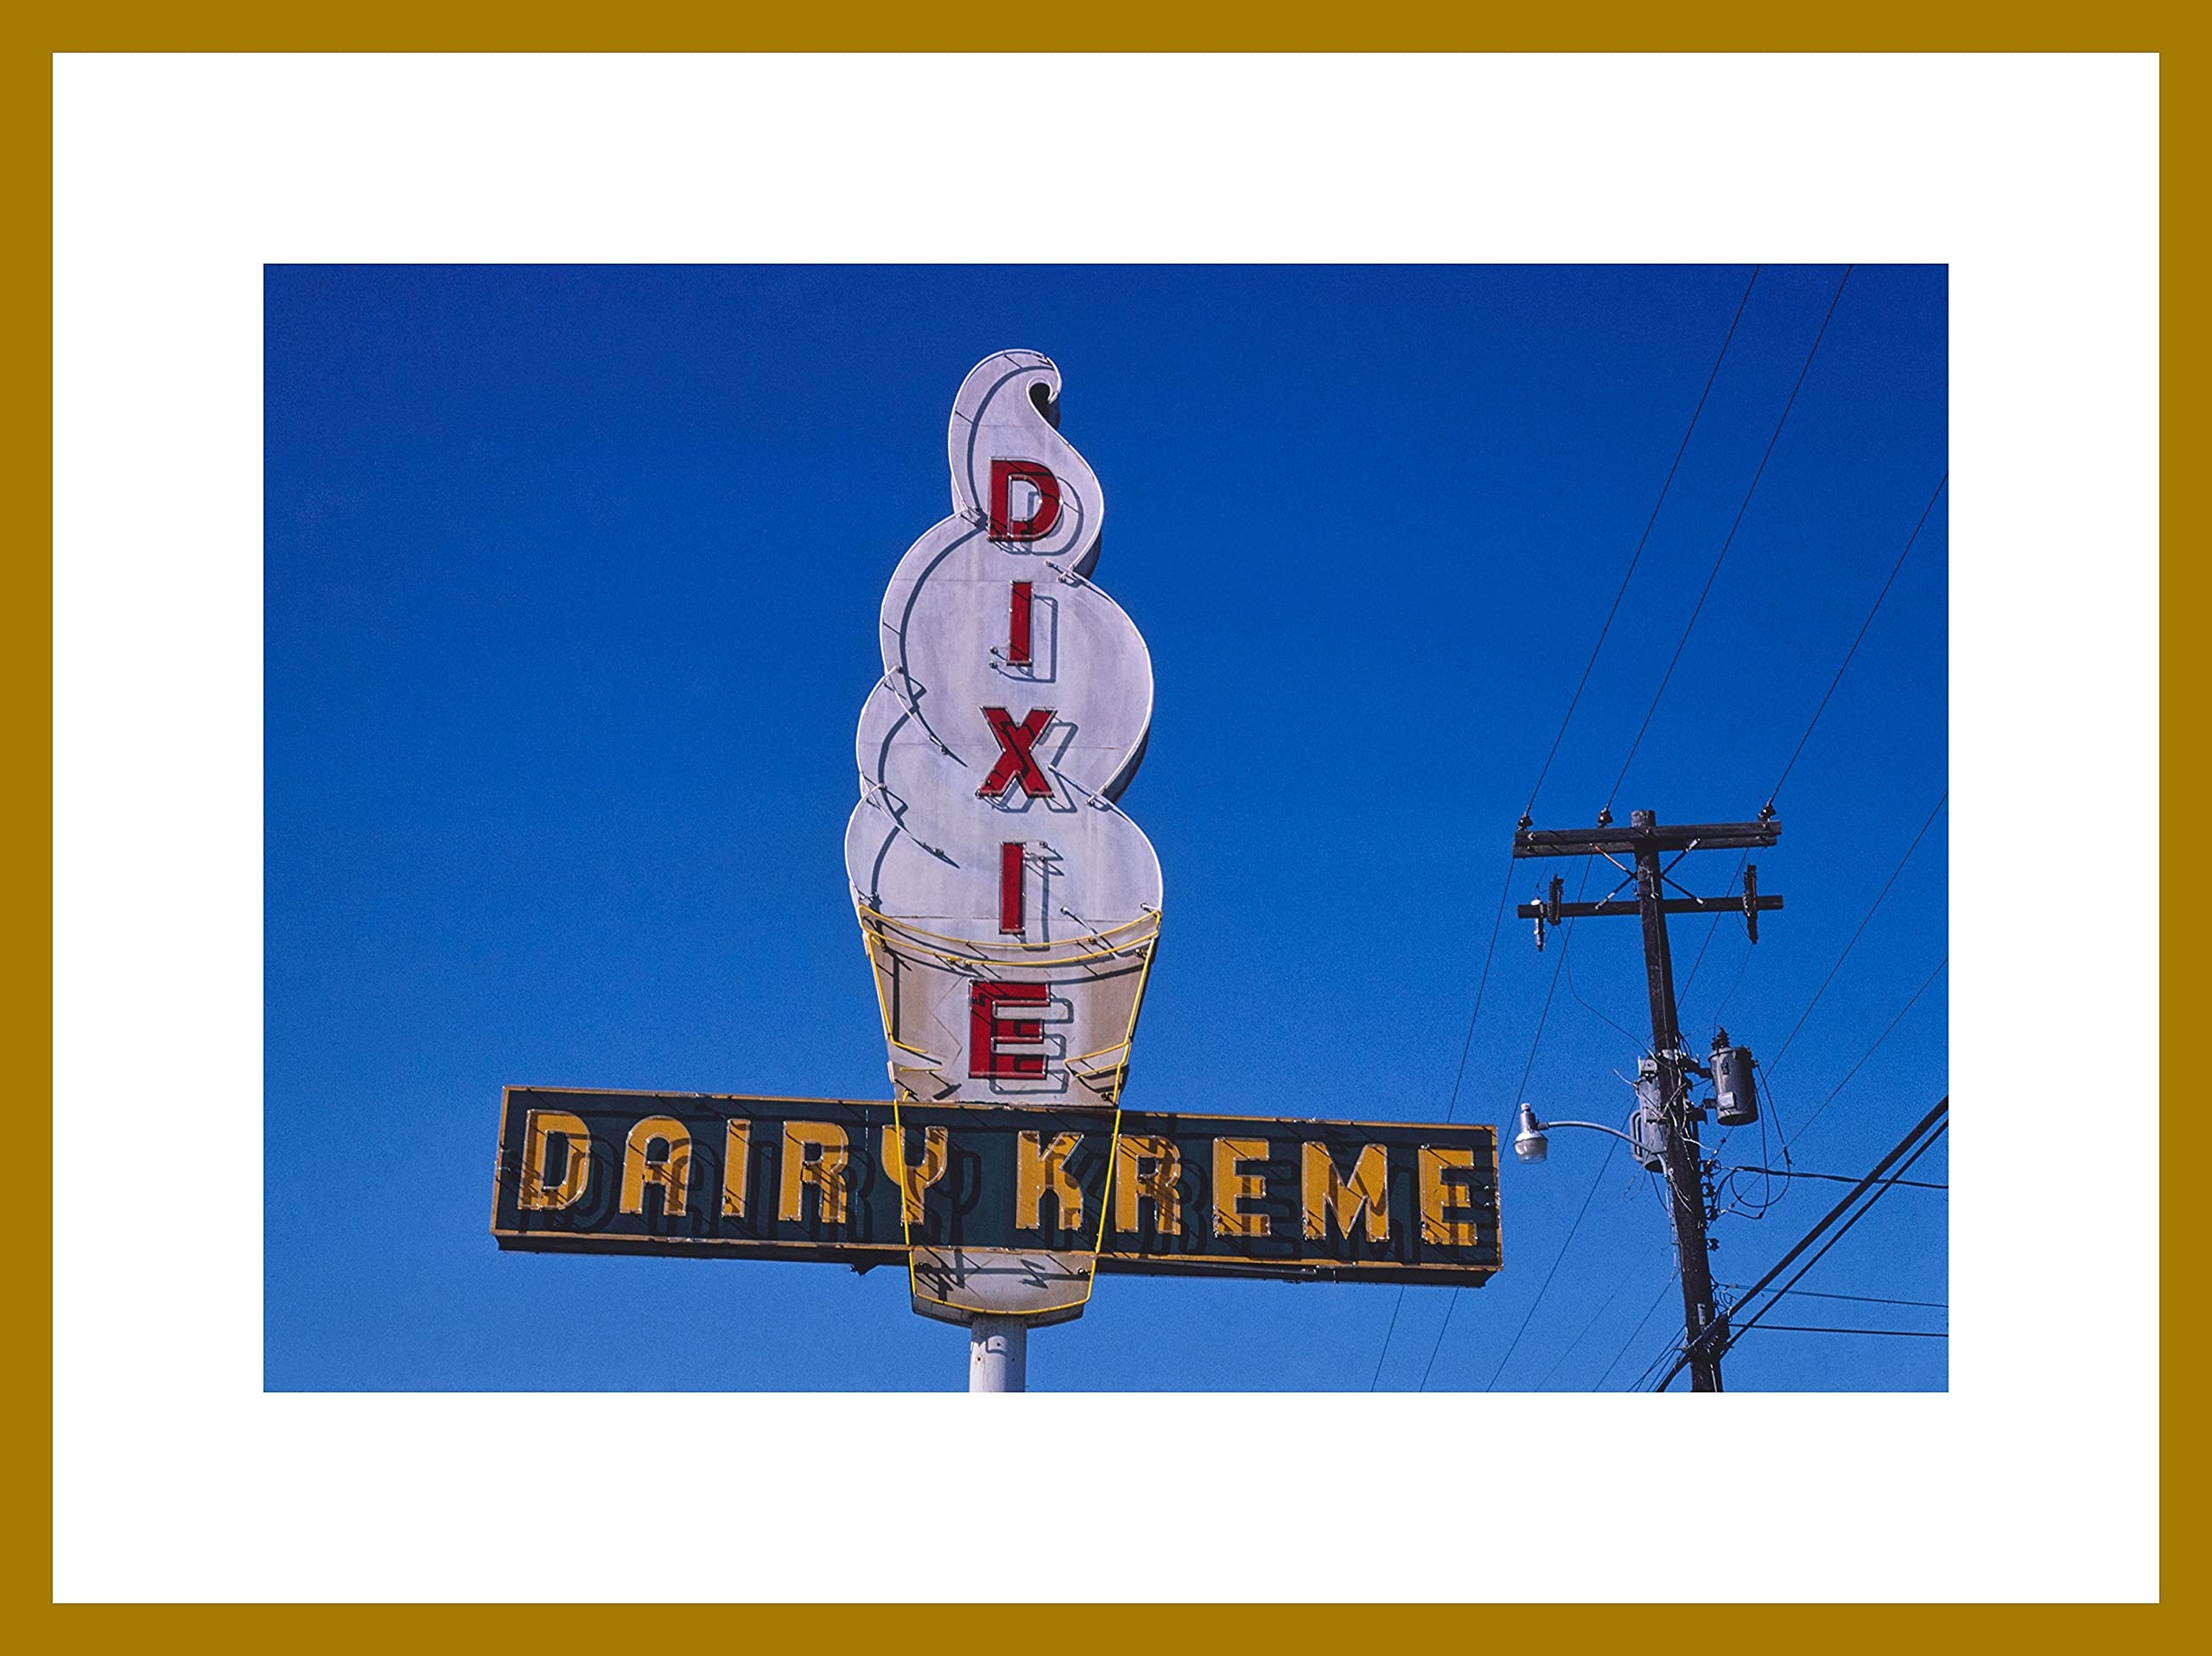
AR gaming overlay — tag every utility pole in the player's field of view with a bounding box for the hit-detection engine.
[1512,808,1783,1392]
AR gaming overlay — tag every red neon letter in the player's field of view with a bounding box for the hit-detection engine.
[989,460,1062,542]
[970,981,1050,1079]
[1000,842,1026,934]
[976,706,1056,799]
[1007,581,1034,666]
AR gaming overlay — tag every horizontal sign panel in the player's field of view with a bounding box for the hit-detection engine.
[493,1087,1500,1286]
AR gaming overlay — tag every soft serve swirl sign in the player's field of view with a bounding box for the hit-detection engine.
[845,351,1162,1125]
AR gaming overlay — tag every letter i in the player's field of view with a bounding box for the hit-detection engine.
[1007,581,1033,666]
[1000,842,1025,934]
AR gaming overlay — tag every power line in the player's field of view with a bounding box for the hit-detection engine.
[1594,1275,1675,1389]
[1522,264,1762,821]
[1647,1185,1952,1392]
[1713,1121,1950,1361]
[1719,1283,1948,1311]
[1533,1267,1633,1390]
[1656,1098,1948,1390]
[1676,855,1748,1000]
[1372,864,1560,1390]
[1605,265,1853,812]
[1740,1324,1947,1339]
[1370,860,1516,1388]
[1769,791,1948,1072]
[1370,268,1765,1392]
[1785,954,1948,1151]
[1469,1136,1620,1392]
[1364,1289,1410,1392]
[1707,933,1758,1032]
[1631,1327,1688,1392]
[1443,869,1520,1124]
[1673,468,1946,1035]
[1727,1100,1948,1323]
[1764,471,1950,812]
[1566,917,1644,1048]
[1725,1165,1946,1193]
[1419,863,1599,1391]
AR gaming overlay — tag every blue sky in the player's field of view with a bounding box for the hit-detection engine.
[264,264,1948,1392]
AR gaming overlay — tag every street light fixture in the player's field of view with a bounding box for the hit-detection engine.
[1513,1103,1548,1163]
[1514,1102,1643,1165]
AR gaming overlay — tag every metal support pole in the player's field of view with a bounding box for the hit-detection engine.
[968,1315,1027,1392]
[1631,811,1725,1392]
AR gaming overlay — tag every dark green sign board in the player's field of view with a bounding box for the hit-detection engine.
[493,1087,1501,1286]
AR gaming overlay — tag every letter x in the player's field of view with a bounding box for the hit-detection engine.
[976,706,1056,799]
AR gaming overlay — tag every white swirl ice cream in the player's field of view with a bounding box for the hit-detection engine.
[842,349,1162,1320]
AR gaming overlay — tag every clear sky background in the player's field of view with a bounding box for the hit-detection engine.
[264,263,1948,1392]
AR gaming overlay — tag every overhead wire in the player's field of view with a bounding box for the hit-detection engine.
[1784,954,1948,1151]
[1706,1120,1950,1365]
[1566,920,1645,1048]
[1725,1166,1946,1193]
[1768,792,1948,1073]
[1655,1097,1948,1390]
[1533,1267,1633,1390]
[1631,1328,1688,1392]
[1604,303,1931,1340]
[1764,471,1951,814]
[1365,266,1781,1390]
[1707,933,1758,1032]
[1676,856,1747,1002]
[1593,1275,1676,1389]
[1362,854,1522,1381]
[1718,1284,1948,1310]
[1470,1134,1619,1392]
[1671,470,1948,1042]
[1667,1105,1952,1387]
[1738,1323,1947,1339]
[1421,860,1597,1391]
[1605,265,1853,812]
[1521,264,1763,822]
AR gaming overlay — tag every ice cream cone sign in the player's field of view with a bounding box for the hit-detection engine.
[844,351,1161,1323]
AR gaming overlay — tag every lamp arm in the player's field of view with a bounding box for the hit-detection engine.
[1534,1118,1640,1150]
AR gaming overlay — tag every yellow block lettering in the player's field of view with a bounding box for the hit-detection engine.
[780,1122,851,1226]
[620,1116,691,1217]
[722,1119,751,1219]
[1114,1134,1181,1236]
[1302,1141,1390,1243]
[518,1109,592,1211]
[1213,1137,1272,1239]
[1017,1131,1085,1231]
[882,1124,950,1226]
[1420,1145,1482,1247]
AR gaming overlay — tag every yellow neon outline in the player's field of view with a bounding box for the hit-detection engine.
[494,1074,1503,1277]
[855,898,1158,948]
[856,909,1161,972]
[501,1080,1502,1137]
[605,908,1494,1314]
[895,928,1159,1321]
[859,928,1157,973]
[855,920,941,1060]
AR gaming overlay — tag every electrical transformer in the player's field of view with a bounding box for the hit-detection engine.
[1630,1057,1667,1171]
[1711,1029,1758,1127]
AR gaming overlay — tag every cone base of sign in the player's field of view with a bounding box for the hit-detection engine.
[906,1245,1094,1328]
